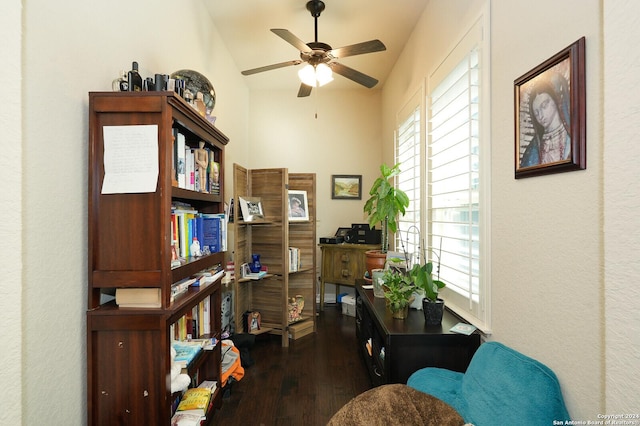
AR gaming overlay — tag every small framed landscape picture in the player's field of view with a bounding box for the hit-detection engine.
[288,190,309,221]
[331,175,362,199]
[238,196,264,221]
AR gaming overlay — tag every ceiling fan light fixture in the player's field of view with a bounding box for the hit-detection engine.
[315,63,333,86]
[298,63,333,87]
[298,64,317,86]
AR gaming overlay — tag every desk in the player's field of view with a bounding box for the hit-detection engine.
[318,243,380,311]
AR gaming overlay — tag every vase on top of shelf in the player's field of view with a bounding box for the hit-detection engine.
[250,254,262,273]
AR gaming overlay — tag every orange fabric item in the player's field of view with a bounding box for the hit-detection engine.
[220,342,244,387]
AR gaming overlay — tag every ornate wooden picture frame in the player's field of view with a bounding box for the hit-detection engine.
[331,175,362,199]
[514,37,586,179]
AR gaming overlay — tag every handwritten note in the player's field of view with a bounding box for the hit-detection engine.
[102,125,159,194]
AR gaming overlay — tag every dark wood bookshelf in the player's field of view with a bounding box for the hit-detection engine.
[87,91,228,425]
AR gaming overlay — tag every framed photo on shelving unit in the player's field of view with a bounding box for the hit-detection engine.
[514,37,586,179]
[331,174,362,199]
[238,196,264,221]
[288,190,309,221]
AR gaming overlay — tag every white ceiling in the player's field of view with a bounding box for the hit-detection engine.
[204,0,429,93]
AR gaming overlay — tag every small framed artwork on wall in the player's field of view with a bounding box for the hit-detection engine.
[514,37,586,179]
[331,175,362,199]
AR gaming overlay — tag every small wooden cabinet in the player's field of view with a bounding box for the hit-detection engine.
[318,243,379,310]
[87,92,227,425]
[355,283,480,385]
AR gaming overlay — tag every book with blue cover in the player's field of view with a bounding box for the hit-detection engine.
[201,215,221,253]
[172,341,203,368]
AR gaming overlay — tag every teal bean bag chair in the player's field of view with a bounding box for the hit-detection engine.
[407,341,571,425]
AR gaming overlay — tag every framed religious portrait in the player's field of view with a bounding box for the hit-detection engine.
[288,190,309,221]
[514,37,586,179]
[331,175,362,199]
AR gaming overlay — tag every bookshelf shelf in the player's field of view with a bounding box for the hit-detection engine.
[87,91,228,425]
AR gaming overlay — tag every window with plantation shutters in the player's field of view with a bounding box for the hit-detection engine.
[426,15,490,331]
[395,99,422,261]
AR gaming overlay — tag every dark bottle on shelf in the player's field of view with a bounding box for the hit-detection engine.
[127,61,143,92]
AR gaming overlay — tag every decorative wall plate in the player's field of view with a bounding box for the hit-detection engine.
[171,69,216,112]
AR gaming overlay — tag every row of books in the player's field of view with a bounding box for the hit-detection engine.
[172,204,228,261]
[173,128,220,195]
[171,380,218,425]
[171,264,223,302]
[289,247,302,272]
[170,294,213,341]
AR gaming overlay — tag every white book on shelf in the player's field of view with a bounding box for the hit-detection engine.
[176,132,186,189]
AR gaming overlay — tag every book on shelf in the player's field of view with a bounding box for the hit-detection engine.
[228,198,234,223]
[175,130,187,189]
[171,411,203,426]
[450,322,477,335]
[172,130,220,196]
[171,205,227,264]
[115,288,161,308]
[200,215,221,253]
[245,270,267,280]
[175,386,211,417]
[172,341,203,368]
[170,298,212,341]
[189,337,217,351]
[209,158,220,195]
[202,297,211,335]
[186,149,195,190]
[289,247,301,272]
[171,277,199,302]
[193,267,225,286]
[198,380,218,393]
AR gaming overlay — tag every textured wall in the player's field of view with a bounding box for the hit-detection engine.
[20,0,249,424]
[488,0,602,417]
[383,0,605,418]
[0,2,23,425]
[247,88,383,241]
[603,0,640,413]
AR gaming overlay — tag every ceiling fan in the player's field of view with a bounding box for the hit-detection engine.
[240,0,386,97]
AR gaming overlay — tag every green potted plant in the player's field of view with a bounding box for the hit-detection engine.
[409,261,446,325]
[393,227,446,325]
[381,269,415,319]
[363,163,410,276]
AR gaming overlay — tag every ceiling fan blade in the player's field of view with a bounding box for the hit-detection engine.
[241,60,302,76]
[330,39,386,59]
[297,83,313,98]
[271,29,313,53]
[328,62,379,88]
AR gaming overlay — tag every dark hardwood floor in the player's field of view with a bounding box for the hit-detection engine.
[210,304,372,425]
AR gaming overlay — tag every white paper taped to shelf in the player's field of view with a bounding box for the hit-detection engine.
[102,124,159,194]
